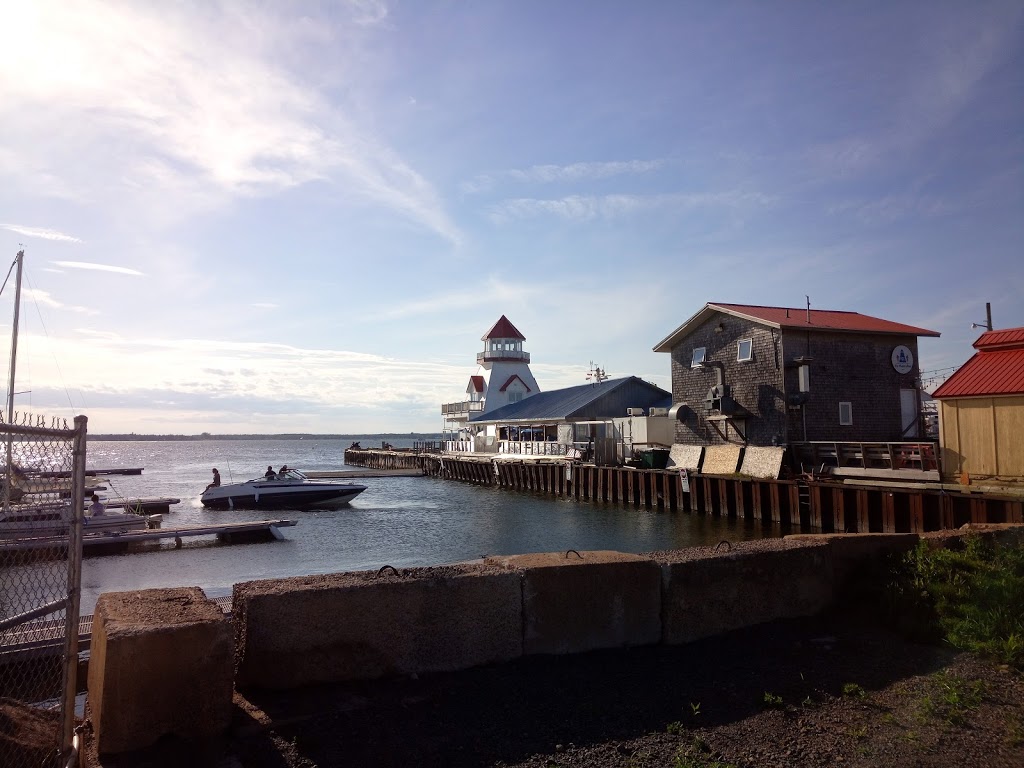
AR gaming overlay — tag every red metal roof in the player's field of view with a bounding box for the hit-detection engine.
[710,303,941,337]
[467,375,485,393]
[932,326,1024,398]
[975,328,1024,349]
[481,315,525,341]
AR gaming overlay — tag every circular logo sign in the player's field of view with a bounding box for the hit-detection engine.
[891,345,914,374]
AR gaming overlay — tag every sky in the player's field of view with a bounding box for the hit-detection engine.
[0,0,1022,434]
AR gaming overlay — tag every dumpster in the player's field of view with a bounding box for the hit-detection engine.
[640,448,670,469]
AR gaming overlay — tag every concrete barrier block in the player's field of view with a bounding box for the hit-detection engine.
[234,563,522,689]
[656,540,834,645]
[86,587,233,754]
[487,551,661,655]
[785,532,919,590]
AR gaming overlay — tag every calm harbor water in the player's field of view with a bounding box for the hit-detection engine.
[79,438,780,613]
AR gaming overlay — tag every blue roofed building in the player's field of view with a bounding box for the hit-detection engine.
[465,376,672,463]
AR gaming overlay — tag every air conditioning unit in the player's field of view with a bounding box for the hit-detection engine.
[626,407,646,416]
[648,407,669,417]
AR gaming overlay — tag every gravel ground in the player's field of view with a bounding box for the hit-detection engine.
[74,613,1024,768]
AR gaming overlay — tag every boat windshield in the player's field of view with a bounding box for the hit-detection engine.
[256,469,306,482]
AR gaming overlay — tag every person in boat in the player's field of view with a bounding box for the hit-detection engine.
[206,468,221,491]
[278,465,289,477]
[264,465,276,479]
[88,493,106,518]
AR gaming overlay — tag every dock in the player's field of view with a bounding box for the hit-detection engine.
[305,468,424,479]
[343,448,1024,534]
[0,519,297,554]
[103,496,180,514]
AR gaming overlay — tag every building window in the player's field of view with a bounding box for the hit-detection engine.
[839,402,853,426]
[737,338,753,362]
[509,392,523,403]
[691,347,706,368]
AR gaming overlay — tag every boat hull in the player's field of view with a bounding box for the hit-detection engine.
[200,482,366,510]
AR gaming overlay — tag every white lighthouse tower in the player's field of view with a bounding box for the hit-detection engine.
[441,315,541,450]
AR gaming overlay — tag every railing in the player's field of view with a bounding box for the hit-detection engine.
[441,400,485,416]
[791,441,939,472]
[476,350,530,364]
[413,441,443,453]
[497,440,572,456]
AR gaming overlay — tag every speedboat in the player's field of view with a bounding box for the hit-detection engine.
[200,468,367,510]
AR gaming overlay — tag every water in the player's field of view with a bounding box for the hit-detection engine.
[80,438,779,613]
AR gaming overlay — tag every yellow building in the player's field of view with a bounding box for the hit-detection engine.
[933,328,1024,483]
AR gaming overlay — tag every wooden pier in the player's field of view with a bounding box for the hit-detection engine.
[343,449,1024,534]
[0,519,297,555]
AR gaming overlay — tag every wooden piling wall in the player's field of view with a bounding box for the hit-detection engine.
[342,450,1024,534]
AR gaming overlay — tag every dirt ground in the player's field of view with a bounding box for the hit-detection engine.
[66,613,1024,768]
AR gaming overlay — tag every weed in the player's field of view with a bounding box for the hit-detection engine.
[762,691,784,709]
[801,695,815,708]
[886,538,1024,669]
[667,720,685,735]
[847,725,868,741]
[672,737,737,768]
[842,682,866,698]
[1005,716,1024,747]
[919,672,985,726]
[880,712,900,726]
[690,701,702,717]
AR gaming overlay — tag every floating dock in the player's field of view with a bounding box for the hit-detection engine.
[103,496,180,514]
[0,519,297,554]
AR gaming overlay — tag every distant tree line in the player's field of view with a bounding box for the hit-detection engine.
[87,433,444,442]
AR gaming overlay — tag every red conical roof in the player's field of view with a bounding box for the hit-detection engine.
[481,315,525,341]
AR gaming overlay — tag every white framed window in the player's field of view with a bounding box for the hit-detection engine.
[691,347,706,368]
[508,391,523,403]
[839,401,853,426]
[737,338,753,362]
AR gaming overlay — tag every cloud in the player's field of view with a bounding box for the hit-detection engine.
[488,190,775,223]
[462,159,667,194]
[251,302,279,309]
[21,288,97,315]
[0,1,459,242]
[52,261,145,276]
[1,224,81,243]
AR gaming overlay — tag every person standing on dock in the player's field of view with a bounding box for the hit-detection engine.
[206,468,221,491]
[88,493,106,518]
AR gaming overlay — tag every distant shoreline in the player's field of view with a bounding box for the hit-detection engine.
[87,433,443,442]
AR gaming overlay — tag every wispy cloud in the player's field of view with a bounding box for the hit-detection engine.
[1,224,81,243]
[488,190,775,223]
[463,159,666,194]
[1,1,459,242]
[53,261,144,276]
[21,288,97,315]
[251,302,279,309]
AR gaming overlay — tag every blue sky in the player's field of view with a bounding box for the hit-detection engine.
[1,1,1021,434]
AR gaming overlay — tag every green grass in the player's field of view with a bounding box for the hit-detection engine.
[918,672,986,727]
[886,537,1024,669]
[842,682,866,698]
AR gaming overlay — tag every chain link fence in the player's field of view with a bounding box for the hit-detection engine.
[0,413,87,768]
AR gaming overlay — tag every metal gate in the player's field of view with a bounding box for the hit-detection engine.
[0,414,87,768]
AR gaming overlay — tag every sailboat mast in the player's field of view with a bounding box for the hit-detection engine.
[7,250,23,426]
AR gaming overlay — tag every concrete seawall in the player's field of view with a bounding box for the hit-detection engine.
[85,525,1024,755]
